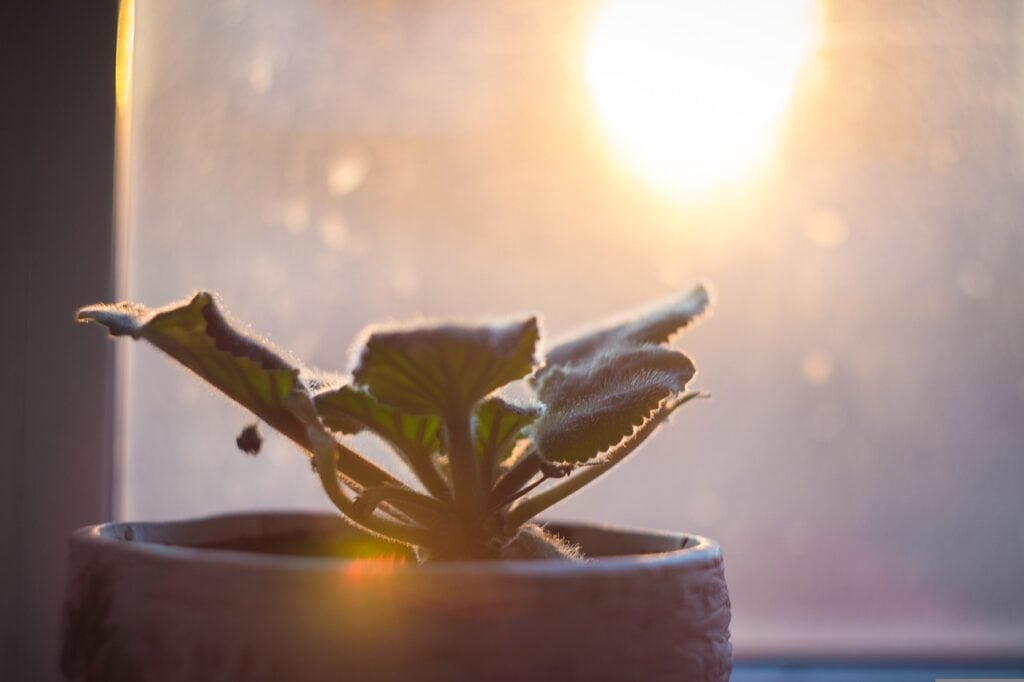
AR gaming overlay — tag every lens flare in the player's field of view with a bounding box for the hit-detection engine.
[115,0,135,112]
[585,0,818,201]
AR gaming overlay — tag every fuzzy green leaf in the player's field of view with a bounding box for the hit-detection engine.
[473,397,541,471]
[352,318,540,416]
[315,385,442,460]
[77,292,311,447]
[79,292,448,542]
[505,392,703,526]
[538,284,709,381]
[531,345,695,465]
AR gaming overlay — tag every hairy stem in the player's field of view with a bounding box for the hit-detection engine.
[354,484,448,523]
[444,408,484,522]
[333,441,405,489]
[397,446,452,505]
[488,473,548,513]
[313,443,434,547]
[506,394,701,526]
[285,393,430,526]
[488,450,542,508]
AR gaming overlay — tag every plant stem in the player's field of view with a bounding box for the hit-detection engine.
[326,443,439,525]
[280,410,407,491]
[354,484,448,522]
[284,392,429,523]
[334,441,404,488]
[399,447,452,505]
[314,445,434,547]
[488,473,547,512]
[488,450,542,507]
[444,408,484,522]
[506,395,700,526]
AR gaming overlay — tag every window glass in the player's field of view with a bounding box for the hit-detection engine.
[124,0,1024,656]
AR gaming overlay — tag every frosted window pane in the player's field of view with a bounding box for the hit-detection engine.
[123,0,1024,657]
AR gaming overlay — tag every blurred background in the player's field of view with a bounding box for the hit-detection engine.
[117,0,1023,663]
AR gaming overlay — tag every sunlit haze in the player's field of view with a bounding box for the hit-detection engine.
[585,0,818,200]
[124,0,1024,659]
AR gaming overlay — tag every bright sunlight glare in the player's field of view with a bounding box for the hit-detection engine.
[585,0,818,201]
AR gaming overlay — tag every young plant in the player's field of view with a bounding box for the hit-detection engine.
[78,286,710,560]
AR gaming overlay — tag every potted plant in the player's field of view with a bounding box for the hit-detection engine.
[64,285,731,681]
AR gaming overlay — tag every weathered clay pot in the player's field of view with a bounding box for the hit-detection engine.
[62,512,731,681]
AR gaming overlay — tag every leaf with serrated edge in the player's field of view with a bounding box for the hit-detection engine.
[79,293,420,521]
[538,285,709,381]
[473,397,541,472]
[78,292,311,447]
[531,345,695,465]
[352,318,540,415]
[505,392,703,526]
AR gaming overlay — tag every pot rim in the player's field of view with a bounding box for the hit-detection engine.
[71,510,722,576]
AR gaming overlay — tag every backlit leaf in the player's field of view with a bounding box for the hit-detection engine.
[315,385,442,461]
[473,397,541,471]
[352,318,540,415]
[531,345,695,465]
[78,292,310,447]
[538,284,709,381]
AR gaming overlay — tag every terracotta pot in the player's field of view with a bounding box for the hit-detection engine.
[62,512,731,681]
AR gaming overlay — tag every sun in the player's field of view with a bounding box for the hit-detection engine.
[585,0,818,201]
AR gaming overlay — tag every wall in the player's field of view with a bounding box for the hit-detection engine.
[0,2,118,679]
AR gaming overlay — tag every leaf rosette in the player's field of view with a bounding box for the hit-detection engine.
[78,284,711,560]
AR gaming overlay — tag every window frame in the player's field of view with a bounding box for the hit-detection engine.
[1,1,120,679]
[3,2,1021,678]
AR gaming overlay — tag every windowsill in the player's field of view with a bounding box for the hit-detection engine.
[732,661,1024,681]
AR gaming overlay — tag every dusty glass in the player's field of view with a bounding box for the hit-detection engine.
[122,0,1024,657]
